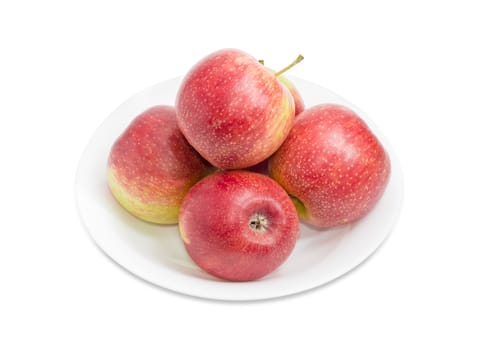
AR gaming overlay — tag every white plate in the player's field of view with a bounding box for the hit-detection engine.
[75,76,403,301]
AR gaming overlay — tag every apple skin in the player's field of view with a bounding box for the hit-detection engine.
[176,49,295,170]
[265,67,305,116]
[277,75,305,116]
[179,171,299,281]
[244,74,305,177]
[107,106,212,224]
[269,104,391,228]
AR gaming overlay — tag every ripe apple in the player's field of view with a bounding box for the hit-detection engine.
[176,49,296,169]
[278,75,305,116]
[179,171,299,281]
[261,64,305,116]
[269,104,391,228]
[258,66,305,116]
[107,105,212,224]
[267,56,305,116]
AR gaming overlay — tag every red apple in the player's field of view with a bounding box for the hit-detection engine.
[179,171,299,281]
[107,106,212,224]
[269,104,391,228]
[279,75,305,116]
[263,66,305,116]
[176,49,295,169]
[243,73,304,177]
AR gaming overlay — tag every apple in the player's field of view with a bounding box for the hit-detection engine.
[269,104,391,228]
[178,171,299,281]
[278,74,305,116]
[107,105,212,224]
[262,65,305,116]
[176,49,297,169]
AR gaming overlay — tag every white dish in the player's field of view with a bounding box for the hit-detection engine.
[75,76,403,301]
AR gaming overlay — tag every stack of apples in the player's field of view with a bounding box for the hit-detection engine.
[107,49,391,282]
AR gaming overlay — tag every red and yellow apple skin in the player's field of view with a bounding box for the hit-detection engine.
[107,106,212,224]
[278,75,305,116]
[243,75,304,176]
[269,104,391,228]
[179,171,299,282]
[176,49,295,170]
[265,67,305,116]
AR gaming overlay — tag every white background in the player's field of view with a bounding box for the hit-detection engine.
[1,0,479,349]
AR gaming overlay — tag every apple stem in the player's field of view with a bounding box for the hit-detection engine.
[275,55,304,77]
[258,59,265,65]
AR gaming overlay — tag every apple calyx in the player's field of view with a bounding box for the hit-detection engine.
[275,55,304,77]
[249,213,268,233]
